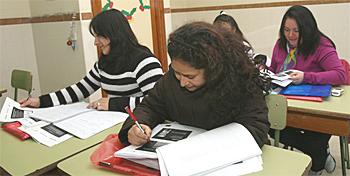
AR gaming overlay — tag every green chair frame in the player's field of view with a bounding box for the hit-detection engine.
[266,94,287,147]
[11,69,33,101]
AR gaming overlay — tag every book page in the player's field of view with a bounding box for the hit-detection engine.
[30,102,92,123]
[0,97,33,122]
[114,122,207,169]
[156,123,262,176]
[54,111,128,139]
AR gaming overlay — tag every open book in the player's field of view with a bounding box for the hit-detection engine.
[116,122,263,175]
[115,122,206,169]
[0,97,128,147]
[156,123,263,176]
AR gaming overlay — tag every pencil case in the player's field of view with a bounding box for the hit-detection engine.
[90,133,160,176]
[2,121,31,140]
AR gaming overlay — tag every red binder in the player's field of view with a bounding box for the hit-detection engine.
[2,121,31,140]
[283,95,323,102]
[90,134,160,176]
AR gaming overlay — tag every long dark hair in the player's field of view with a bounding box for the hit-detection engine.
[213,13,250,45]
[279,5,335,57]
[89,9,148,70]
[168,22,269,115]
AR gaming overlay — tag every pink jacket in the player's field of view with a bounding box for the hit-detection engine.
[269,36,347,85]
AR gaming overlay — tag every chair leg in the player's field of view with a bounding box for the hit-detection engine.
[274,130,280,147]
[340,136,347,176]
[345,136,350,169]
[14,88,18,101]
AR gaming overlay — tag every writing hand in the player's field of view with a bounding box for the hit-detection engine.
[19,97,40,108]
[288,71,304,84]
[128,124,152,146]
[87,97,109,111]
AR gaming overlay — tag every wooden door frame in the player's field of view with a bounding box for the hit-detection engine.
[90,0,168,72]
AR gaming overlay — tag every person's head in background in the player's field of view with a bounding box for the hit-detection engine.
[279,5,335,57]
[89,9,140,56]
[213,11,249,44]
[167,22,268,100]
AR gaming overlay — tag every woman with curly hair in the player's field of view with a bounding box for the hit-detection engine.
[118,22,270,148]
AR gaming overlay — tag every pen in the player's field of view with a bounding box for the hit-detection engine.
[124,106,145,134]
[26,88,35,101]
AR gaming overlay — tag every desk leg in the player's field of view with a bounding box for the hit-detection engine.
[345,137,350,169]
[340,136,347,176]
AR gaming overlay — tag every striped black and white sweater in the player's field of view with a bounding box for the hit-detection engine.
[39,48,163,112]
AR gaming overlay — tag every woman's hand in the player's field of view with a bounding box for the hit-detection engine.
[87,98,109,110]
[127,124,152,146]
[289,70,304,84]
[19,97,40,108]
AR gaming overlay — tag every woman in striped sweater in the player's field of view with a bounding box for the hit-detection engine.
[20,9,163,112]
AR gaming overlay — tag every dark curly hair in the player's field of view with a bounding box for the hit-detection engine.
[168,22,269,115]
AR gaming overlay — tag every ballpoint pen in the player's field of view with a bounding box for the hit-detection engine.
[26,88,35,101]
[124,106,145,134]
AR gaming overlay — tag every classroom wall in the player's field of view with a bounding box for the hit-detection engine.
[0,0,41,106]
[101,0,154,51]
[166,1,350,62]
[0,0,86,107]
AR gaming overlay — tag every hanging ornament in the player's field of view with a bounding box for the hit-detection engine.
[139,0,150,11]
[67,13,77,51]
[102,0,114,11]
[121,8,137,20]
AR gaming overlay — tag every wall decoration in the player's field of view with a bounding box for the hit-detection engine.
[139,0,150,11]
[66,13,78,51]
[121,8,137,20]
[102,0,114,11]
[102,0,150,20]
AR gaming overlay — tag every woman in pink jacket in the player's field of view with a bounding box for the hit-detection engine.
[269,5,346,176]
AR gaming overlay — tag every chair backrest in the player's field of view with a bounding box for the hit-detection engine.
[11,69,33,101]
[266,94,287,130]
[340,59,350,85]
[265,94,287,147]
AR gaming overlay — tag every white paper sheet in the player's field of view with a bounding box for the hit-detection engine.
[0,97,33,122]
[115,122,207,169]
[156,123,262,176]
[54,111,128,139]
[30,102,92,123]
[19,122,72,147]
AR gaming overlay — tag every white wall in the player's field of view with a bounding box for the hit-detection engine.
[166,2,350,62]
[0,0,86,107]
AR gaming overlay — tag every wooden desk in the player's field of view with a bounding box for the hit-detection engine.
[0,123,122,176]
[287,86,350,176]
[0,89,6,97]
[57,145,311,176]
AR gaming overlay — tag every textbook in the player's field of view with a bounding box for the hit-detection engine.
[0,97,128,147]
[116,122,263,175]
[156,123,263,176]
[279,84,332,97]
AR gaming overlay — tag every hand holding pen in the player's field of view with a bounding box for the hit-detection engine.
[19,88,40,108]
[124,106,151,145]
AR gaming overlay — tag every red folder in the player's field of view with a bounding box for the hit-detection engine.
[90,134,160,176]
[2,121,31,140]
[283,95,323,102]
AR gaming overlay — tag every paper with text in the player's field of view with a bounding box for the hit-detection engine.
[54,111,128,139]
[156,123,262,176]
[30,102,92,123]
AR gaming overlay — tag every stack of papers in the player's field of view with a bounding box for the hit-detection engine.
[261,70,294,87]
[0,97,128,147]
[115,122,263,175]
[115,122,206,169]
